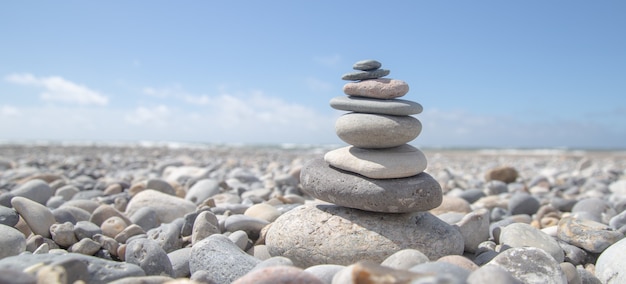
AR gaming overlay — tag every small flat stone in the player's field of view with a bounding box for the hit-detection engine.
[596,237,626,284]
[168,247,192,278]
[50,222,78,248]
[300,158,442,213]
[185,179,220,205]
[486,247,567,284]
[189,234,261,284]
[335,113,421,148]
[455,208,490,253]
[265,204,464,267]
[191,211,220,245]
[353,59,382,71]
[125,189,196,223]
[557,217,623,253]
[341,69,390,81]
[380,249,429,270]
[499,222,565,262]
[11,179,53,205]
[0,224,26,258]
[11,196,56,238]
[147,221,183,253]
[304,264,344,284]
[0,205,19,226]
[330,96,422,116]
[342,78,409,99]
[324,144,427,179]
[68,238,102,255]
[125,238,173,276]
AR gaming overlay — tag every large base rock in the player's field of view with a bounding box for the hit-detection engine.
[265,204,464,268]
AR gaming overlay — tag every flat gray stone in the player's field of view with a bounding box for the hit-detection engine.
[0,205,19,226]
[557,217,623,253]
[0,224,26,258]
[330,96,422,116]
[596,238,626,284]
[304,264,345,284]
[167,247,192,278]
[125,189,195,223]
[486,247,567,284]
[300,158,442,213]
[185,178,220,205]
[11,196,56,238]
[265,204,464,267]
[342,69,390,81]
[499,223,564,262]
[467,265,522,284]
[455,208,490,253]
[335,113,421,149]
[11,179,53,205]
[381,249,429,270]
[353,59,381,71]
[125,238,173,276]
[343,78,409,99]
[324,144,427,179]
[189,234,260,284]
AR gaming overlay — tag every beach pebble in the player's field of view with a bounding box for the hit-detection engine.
[228,230,250,250]
[55,185,79,200]
[162,166,210,184]
[145,178,176,196]
[324,144,427,179]
[330,96,422,116]
[352,59,381,71]
[609,180,626,195]
[437,255,479,271]
[0,224,26,258]
[571,197,614,223]
[69,238,102,255]
[125,189,196,223]
[335,113,421,148]
[101,216,129,238]
[191,210,220,245]
[431,196,472,215]
[0,268,36,284]
[341,69,390,81]
[0,205,19,226]
[50,222,78,247]
[74,220,102,240]
[560,262,581,284]
[11,196,56,238]
[244,203,281,222]
[332,261,431,284]
[125,238,173,276]
[409,262,471,282]
[577,267,603,284]
[11,179,53,205]
[52,206,90,224]
[499,222,565,262]
[234,265,323,284]
[486,247,567,284]
[114,224,146,244]
[454,208,490,253]
[594,237,626,283]
[147,221,183,253]
[609,210,626,229]
[185,178,221,204]
[168,247,192,278]
[342,78,409,99]
[224,215,269,239]
[300,158,442,213]
[380,249,429,270]
[129,207,160,231]
[466,265,522,284]
[485,166,519,183]
[266,204,464,267]
[92,234,119,256]
[304,264,345,284]
[190,234,260,284]
[508,192,540,215]
[484,180,509,195]
[91,204,132,226]
[557,216,623,253]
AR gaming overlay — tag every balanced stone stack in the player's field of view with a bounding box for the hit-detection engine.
[265,60,464,267]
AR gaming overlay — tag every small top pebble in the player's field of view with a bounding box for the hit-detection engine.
[353,59,382,71]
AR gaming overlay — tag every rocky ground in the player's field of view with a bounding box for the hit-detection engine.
[0,143,625,283]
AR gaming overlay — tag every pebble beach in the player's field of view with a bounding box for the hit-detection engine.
[1,143,625,284]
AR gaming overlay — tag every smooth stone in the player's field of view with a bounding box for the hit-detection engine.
[467,265,522,284]
[101,216,128,238]
[342,79,409,99]
[234,265,323,284]
[380,249,429,270]
[244,203,281,222]
[557,217,623,253]
[0,268,36,284]
[55,185,79,201]
[0,253,145,283]
[486,247,567,284]
[189,234,261,284]
[146,221,183,253]
[251,256,294,272]
[560,262,582,284]
[409,262,471,282]
[0,205,19,226]
[90,204,132,227]
[300,158,442,213]
[191,211,220,245]
[431,196,472,215]
[499,223,565,262]
[162,166,211,184]
[330,96,422,116]
[352,59,381,71]
[454,208,490,253]
[60,199,100,213]
[145,178,176,196]
[167,247,192,278]
[228,230,250,251]
[0,224,26,258]
[128,207,159,231]
[224,215,269,239]
[304,264,345,284]
[68,238,102,255]
[125,238,173,276]
[11,196,56,238]
[185,178,220,205]
[74,220,102,240]
[458,188,486,204]
[508,192,541,215]
[92,234,119,256]
[52,206,91,224]
[609,210,626,230]
[436,255,479,271]
[125,189,196,223]
[577,267,602,284]
[596,238,626,283]
[609,180,626,195]
[332,261,434,284]
[335,113,421,148]
[114,224,146,244]
[341,69,390,81]
[11,179,53,205]
[484,180,509,195]
[265,204,464,267]
[571,197,614,223]
[50,222,78,248]
[324,144,427,179]
[557,239,589,266]
[485,166,519,183]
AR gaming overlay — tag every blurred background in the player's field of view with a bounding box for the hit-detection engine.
[1,1,624,149]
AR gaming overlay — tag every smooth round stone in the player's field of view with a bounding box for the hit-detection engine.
[191,211,220,245]
[101,216,128,238]
[353,59,381,71]
[486,247,567,284]
[114,224,146,244]
[145,178,176,196]
[467,265,522,284]
[90,204,132,227]
[342,79,409,99]
[380,249,429,270]
[499,223,565,262]
[234,266,323,284]
[224,215,269,239]
[330,96,422,116]
[333,261,437,283]
[265,204,464,267]
[190,234,261,284]
[596,237,626,283]
[304,264,344,284]
[0,205,19,226]
[341,69,390,81]
[335,113,421,149]
[129,207,159,231]
[508,192,540,215]
[69,238,102,255]
[185,179,220,205]
[52,206,91,224]
[11,196,56,238]
[11,179,53,205]
[300,158,442,213]
[147,221,183,253]
[324,144,427,179]
[437,255,480,272]
[455,208,490,253]
[167,247,192,278]
[557,217,623,253]
[244,203,281,222]
[126,238,173,276]
[74,221,102,240]
[228,230,250,251]
[430,196,472,215]
[571,197,614,223]
[50,222,78,248]
[0,224,26,258]
[409,262,471,282]
[125,189,196,223]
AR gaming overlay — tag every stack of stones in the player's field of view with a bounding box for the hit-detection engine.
[265,60,464,268]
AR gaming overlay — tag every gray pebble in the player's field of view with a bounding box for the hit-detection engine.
[557,239,590,266]
[486,247,567,283]
[145,178,176,196]
[572,197,615,223]
[189,234,260,283]
[128,206,159,231]
[0,268,37,284]
[45,196,65,209]
[252,256,294,271]
[146,221,183,253]
[305,264,344,284]
[341,69,390,81]
[499,222,564,262]
[114,224,146,244]
[55,185,79,200]
[0,205,19,226]
[125,238,173,276]
[228,230,250,251]
[467,265,522,284]
[167,247,192,278]
[11,196,56,238]
[329,96,423,116]
[11,179,53,205]
[577,267,602,284]
[609,210,626,229]
[508,193,540,215]
[381,249,429,270]
[185,178,221,205]
[455,208,490,253]
[74,220,102,240]
[192,210,220,245]
[92,234,119,257]
[557,216,623,253]
[0,224,26,258]
[409,262,471,282]
[224,214,269,239]
[50,222,78,247]
[353,59,381,71]
[458,188,486,204]
[69,238,102,255]
[595,237,626,283]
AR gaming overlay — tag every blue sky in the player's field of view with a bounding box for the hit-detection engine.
[1,1,625,149]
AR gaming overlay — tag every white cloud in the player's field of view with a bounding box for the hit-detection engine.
[124,105,171,127]
[5,73,109,106]
[305,77,334,92]
[0,105,20,117]
[313,54,342,67]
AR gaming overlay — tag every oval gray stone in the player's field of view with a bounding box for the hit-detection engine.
[343,79,409,99]
[499,223,564,262]
[189,234,260,283]
[341,69,390,81]
[486,247,567,284]
[125,238,173,276]
[380,249,429,270]
[300,158,442,213]
[336,113,421,148]
[125,189,195,223]
[353,59,381,71]
[265,204,464,267]
[596,237,626,284]
[330,96,422,116]
[324,144,427,179]
[11,196,56,238]
[0,224,26,258]
[0,205,19,226]
[11,179,53,205]
[557,217,623,253]
[185,179,220,205]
